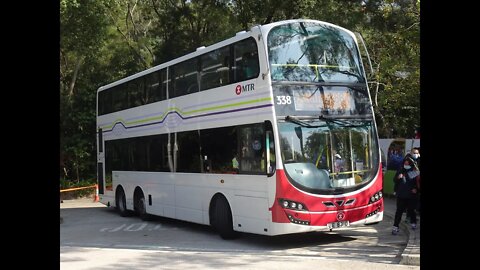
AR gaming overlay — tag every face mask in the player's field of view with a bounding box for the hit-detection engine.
[404,165,411,170]
[412,154,419,159]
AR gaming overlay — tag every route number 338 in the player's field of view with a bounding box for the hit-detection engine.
[276,96,292,105]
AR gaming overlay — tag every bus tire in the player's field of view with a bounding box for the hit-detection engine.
[135,192,152,221]
[116,187,131,217]
[213,195,238,240]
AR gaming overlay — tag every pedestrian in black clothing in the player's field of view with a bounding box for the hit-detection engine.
[409,148,421,213]
[404,148,421,219]
[407,147,421,170]
[392,157,420,235]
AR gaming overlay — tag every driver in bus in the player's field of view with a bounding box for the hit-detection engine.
[334,154,345,172]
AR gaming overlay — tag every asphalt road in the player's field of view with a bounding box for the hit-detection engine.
[60,198,419,270]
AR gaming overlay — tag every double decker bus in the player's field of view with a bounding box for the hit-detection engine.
[96,19,383,239]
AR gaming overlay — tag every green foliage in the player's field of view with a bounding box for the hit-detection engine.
[60,178,97,199]
[60,0,419,181]
[362,0,420,138]
[60,0,115,181]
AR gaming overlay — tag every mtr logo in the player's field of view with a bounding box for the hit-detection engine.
[235,83,255,95]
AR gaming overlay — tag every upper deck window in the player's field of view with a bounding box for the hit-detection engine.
[267,21,364,84]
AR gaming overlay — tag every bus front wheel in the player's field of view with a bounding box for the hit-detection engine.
[212,195,238,240]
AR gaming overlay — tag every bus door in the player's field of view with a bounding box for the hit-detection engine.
[97,128,105,194]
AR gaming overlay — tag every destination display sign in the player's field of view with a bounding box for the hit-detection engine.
[272,84,371,117]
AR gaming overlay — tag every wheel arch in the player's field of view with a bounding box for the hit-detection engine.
[115,185,125,208]
[133,186,146,210]
[209,192,232,226]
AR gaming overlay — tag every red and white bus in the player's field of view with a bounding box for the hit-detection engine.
[96,19,383,239]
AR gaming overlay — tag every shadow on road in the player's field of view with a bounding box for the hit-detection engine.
[61,203,405,265]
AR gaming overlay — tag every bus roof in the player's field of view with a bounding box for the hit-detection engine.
[97,28,255,93]
[97,19,354,93]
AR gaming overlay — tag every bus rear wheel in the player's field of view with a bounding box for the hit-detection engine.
[212,195,238,240]
[115,187,131,217]
[135,193,152,221]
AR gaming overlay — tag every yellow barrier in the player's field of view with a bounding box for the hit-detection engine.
[60,184,96,193]
[60,184,99,202]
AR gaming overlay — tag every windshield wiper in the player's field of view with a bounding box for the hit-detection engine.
[319,114,371,127]
[285,115,371,128]
[319,114,373,120]
[285,115,312,127]
[285,115,326,128]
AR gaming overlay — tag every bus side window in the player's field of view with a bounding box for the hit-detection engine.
[176,131,201,173]
[201,47,230,91]
[173,58,199,97]
[264,121,276,176]
[241,51,259,80]
[112,84,127,112]
[219,56,230,85]
[145,70,166,103]
[98,89,112,115]
[234,37,259,82]
[128,78,143,108]
[237,123,264,174]
[199,126,238,174]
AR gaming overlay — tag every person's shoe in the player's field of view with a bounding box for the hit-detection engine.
[411,223,417,230]
[392,226,400,235]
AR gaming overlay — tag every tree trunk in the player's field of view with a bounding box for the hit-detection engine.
[68,57,83,98]
[75,158,80,183]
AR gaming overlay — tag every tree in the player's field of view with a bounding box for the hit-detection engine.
[60,0,420,181]
[361,0,420,138]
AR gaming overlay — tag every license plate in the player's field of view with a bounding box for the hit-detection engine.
[327,221,350,229]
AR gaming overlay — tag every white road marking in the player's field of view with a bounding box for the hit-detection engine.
[125,223,147,231]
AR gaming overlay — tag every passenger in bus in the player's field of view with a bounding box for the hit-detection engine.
[334,154,344,172]
[261,143,276,174]
[241,51,258,80]
[232,154,239,173]
[391,157,420,235]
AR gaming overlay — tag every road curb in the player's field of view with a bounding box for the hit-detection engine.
[399,222,420,266]
[383,211,420,266]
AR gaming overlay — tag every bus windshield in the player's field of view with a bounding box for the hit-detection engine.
[268,21,377,194]
[268,21,364,83]
[278,118,379,194]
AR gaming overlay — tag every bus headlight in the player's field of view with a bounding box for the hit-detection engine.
[369,191,383,204]
[279,199,308,211]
